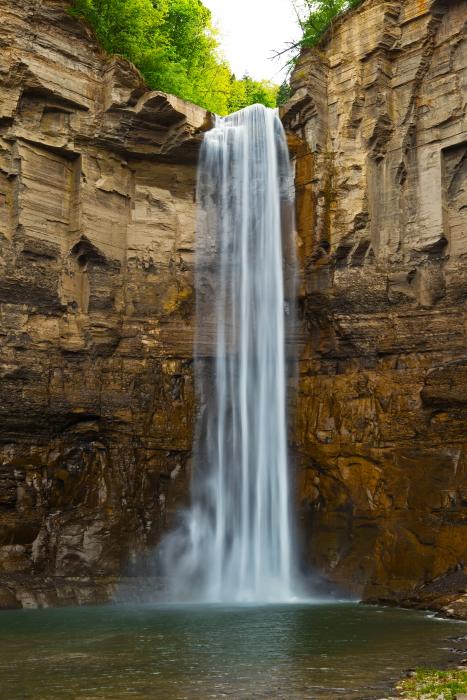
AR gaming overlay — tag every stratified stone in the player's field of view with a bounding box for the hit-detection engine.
[1,0,466,615]
[0,0,211,606]
[283,0,467,606]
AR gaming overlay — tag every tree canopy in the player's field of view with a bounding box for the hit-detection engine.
[71,0,278,115]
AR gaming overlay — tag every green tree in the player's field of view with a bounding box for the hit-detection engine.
[72,0,167,61]
[71,0,279,116]
[147,0,232,113]
[276,80,291,107]
[227,75,278,114]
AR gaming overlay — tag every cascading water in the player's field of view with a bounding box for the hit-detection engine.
[159,103,297,603]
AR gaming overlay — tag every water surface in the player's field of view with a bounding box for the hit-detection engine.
[0,603,464,700]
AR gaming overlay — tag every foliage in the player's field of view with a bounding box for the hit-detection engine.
[276,80,291,107]
[228,75,278,113]
[273,0,363,108]
[398,669,467,700]
[297,0,362,48]
[70,0,278,115]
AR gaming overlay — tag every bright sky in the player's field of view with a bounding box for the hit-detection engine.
[203,0,302,83]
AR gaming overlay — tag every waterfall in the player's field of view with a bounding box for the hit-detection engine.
[160,103,296,603]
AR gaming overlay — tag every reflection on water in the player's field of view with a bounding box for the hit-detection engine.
[0,603,464,700]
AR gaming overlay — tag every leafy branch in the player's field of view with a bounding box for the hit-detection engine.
[275,0,363,98]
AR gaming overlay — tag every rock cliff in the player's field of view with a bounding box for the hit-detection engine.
[283,0,466,610]
[0,0,209,607]
[0,0,465,613]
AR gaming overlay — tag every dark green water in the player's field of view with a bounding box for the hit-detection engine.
[0,603,464,700]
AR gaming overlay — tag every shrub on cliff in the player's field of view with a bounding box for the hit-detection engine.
[71,0,278,115]
[298,0,362,48]
[274,0,362,103]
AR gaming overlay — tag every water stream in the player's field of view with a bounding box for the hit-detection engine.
[160,104,297,602]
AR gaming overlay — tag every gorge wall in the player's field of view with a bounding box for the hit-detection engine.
[0,0,465,612]
[283,0,466,612]
[0,0,207,607]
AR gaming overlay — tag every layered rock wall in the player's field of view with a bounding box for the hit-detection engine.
[283,0,466,602]
[0,0,208,607]
[0,0,466,610]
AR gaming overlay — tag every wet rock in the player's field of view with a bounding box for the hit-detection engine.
[0,0,208,604]
[0,585,21,610]
[284,0,467,605]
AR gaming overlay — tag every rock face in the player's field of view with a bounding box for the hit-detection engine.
[0,0,465,612]
[283,0,466,603]
[0,0,210,607]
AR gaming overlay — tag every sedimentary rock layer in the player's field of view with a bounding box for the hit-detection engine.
[0,0,465,612]
[0,0,210,607]
[283,0,466,605]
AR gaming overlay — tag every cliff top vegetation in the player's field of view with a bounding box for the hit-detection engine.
[71,0,278,115]
[278,0,365,105]
[71,0,363,114]
[297,0,362,48]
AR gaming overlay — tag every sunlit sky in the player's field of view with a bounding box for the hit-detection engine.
[203,0,302,83]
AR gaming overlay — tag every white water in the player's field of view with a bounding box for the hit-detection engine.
[160,104,296,603]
